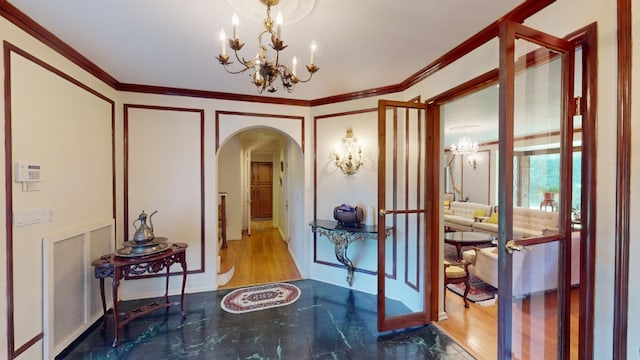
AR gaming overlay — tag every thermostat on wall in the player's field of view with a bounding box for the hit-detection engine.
[14,162,42,191]
[14,162,42,182]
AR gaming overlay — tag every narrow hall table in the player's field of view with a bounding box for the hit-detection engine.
[92,242,188,347]
[309,220,392,286]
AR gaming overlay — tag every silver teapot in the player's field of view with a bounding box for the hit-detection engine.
[132,210,157,243]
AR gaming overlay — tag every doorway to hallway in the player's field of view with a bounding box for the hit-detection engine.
[217,125,306,290]
[218,219,302,289]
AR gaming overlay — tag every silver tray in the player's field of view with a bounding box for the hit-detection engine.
[122,236,168,248]
[116,241,171,258]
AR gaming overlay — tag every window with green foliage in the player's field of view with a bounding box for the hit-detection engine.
[523,150,581,210]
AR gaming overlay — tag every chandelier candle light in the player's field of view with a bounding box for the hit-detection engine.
[217,0,319,94]
[332,128,364,176]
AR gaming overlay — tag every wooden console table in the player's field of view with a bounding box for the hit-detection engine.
[309,220,392,286]
[92,242,188,347]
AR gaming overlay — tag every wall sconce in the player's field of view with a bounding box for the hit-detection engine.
[332,128,363,175]
[468,157,477,170]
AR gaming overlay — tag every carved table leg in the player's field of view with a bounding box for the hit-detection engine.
[180,255,187,317]
[334,241,355,286]
[99,278,107,330]
[111,276,120,347]
[164,265,170,306]
[455,243,463,260]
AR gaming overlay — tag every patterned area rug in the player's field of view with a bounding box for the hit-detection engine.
[445,243,498,305]
[447,277,497,305]
[221,282,301,314]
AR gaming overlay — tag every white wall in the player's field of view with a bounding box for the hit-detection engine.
[218,136,243,240]
[284,141,307,276]
[1,14,120,359]
[312,110,380,292]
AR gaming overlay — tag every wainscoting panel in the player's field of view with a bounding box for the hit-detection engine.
[43,219,115,359]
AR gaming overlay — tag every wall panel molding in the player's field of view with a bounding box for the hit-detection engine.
[3,42,115,359]
[124,104,206,276]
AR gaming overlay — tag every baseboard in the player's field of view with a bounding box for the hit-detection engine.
[278,227,286,244]
[287,245,306,278]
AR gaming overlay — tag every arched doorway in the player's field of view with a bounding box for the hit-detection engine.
[216,126,305,288]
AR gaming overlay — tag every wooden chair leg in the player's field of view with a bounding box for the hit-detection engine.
[462,278,470,308]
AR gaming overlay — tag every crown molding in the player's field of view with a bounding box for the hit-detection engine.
[1,0,554,107]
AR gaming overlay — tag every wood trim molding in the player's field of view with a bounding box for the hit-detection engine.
[3,41,116,359]
[0,2,118,88]
[613,0,631,357]
[0,1,554,107]
[214,110,305,153]
[565,22,598,360]
[311,0,555,106]
[118,83,311,107]
[123,104,206,275]
[3,38,15,360]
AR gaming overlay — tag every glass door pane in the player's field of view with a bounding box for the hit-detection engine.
[498,21,575,359]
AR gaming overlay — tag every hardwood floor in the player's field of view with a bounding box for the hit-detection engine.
[436,287,580,359]
[218,220,302,289]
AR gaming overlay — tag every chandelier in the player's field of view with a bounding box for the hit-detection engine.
[216,0,319,94]
[332,128,364,175]
[450,134,478,155]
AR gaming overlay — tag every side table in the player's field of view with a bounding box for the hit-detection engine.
[92,242,188,347]
[309,220,393,286]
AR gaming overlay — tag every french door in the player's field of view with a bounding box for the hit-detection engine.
[497,21,576,359]
[377,100,438,331]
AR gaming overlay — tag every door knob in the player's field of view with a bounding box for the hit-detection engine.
[379,209,387,216]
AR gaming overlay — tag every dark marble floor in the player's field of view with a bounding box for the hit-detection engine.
[58,279,474,359]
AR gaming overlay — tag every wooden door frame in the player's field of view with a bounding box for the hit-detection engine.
[425,22,597,359]
[376,99,437,331]
[498,20,575,358]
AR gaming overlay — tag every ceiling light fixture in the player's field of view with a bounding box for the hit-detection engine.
[450,133,479,155]
[217,0,319,94]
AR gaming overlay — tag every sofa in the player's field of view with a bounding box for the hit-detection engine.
[471,207,559,238]
[444,201,492,232]
[462,231,581,297]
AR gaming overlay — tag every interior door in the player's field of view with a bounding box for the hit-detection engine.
[250,161,273,219]
[377,99,438,331]
[497,21,576,359]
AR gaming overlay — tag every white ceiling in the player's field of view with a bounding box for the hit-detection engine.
[8,0,524,101]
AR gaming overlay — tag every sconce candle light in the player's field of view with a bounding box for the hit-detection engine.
[332,128,363,175]
[468,157,477,170]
